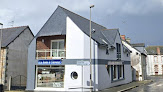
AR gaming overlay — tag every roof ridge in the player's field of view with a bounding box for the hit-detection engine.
[58,5,107,29]
[0,25,28,30]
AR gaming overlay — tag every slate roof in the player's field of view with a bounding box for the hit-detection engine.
[0,26,29,47]
[36,6,119,46]
[146,46,163,55]
[131,43,145,47]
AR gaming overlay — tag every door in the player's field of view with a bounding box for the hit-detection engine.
[51,40,65,58]
[154,65,158,75]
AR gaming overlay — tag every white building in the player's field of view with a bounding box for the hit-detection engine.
[26,6,132,91]
[146,46,163,75]
[121,35,147,81]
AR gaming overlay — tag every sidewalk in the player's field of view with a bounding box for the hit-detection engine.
[4,80,152,92]
[99,80,153,92]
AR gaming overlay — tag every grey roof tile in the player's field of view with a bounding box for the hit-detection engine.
[0,26,28,47]
[36,6,119,46]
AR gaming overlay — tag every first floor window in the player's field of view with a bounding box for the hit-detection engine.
[36,65,65,88]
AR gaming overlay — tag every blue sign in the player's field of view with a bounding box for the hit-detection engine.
[38,60,62,65]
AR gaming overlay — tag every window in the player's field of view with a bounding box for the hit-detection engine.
[71,72,78,79]
[119,65,124,79]
[51,40,65,57]
[111,65,124,81]
[113,65,118,80]
[116,43,121,60]
[37,66,65,88]
[154,65,158,75]
[161,56,163,62]
[154,56,157,62]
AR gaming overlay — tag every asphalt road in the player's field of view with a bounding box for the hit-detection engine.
[127,76,163,92]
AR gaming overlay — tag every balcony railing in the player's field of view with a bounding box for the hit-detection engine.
[36,49,66,59]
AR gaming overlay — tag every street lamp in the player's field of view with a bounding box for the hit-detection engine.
[0,23,3,84]
[89,5,94,92]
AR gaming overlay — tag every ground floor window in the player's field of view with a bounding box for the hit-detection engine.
[119,65,124,79]
[113,65,118,80]
[36,65,65,88]
[111,65,124,81]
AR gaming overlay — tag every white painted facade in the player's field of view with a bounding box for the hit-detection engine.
[122,41,143,81]
[147,55,163,75]
[27,16,132,91]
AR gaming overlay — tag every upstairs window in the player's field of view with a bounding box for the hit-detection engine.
[116,43,121,60]
[154,56,157,62]
[161,56,163,62]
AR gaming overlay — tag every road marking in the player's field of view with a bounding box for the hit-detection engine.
[156,84,163,87]
[148,83,157,86]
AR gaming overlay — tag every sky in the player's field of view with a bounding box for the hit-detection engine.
[0,0,163,46]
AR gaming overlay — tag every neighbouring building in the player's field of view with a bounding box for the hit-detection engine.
[0,26,34,90]
[26,6,132,91]
[146,46,163,75]
[121,35,147,81]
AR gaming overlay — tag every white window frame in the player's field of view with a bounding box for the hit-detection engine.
[50,39,65,57]
[119,65,124,79]
[113,65,118,80]
[154,56,157,62]
[35,65,65,88]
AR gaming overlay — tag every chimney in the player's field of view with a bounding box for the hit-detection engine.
[120,35,126,40]
[126,37,131,43]
[157,47,160,55]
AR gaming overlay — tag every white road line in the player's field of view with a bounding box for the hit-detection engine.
[148,83,157,87]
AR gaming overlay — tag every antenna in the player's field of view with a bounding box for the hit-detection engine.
[8,21,14,27]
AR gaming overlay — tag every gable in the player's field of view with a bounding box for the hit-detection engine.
[1,26,29,47]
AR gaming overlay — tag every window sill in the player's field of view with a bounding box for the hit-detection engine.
[111,78,125,83]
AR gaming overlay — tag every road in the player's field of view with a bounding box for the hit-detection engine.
[127,76,163,92]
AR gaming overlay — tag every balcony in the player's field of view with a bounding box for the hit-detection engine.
[36,49,66,59]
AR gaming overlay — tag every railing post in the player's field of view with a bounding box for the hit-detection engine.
[37,51,38,59]
[45,50,47,59]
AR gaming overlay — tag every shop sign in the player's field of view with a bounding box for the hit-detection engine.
[108,61,123,65]
[77,61,90,66]
[38,60,62,65]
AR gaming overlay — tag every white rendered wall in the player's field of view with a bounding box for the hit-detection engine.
[147,55,163,75]
[65,17,98,91]
[122,41,142,80]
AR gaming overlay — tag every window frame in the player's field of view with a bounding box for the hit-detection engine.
[116,43,121,60]
[35,65,65,88]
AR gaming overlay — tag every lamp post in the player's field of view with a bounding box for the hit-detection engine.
[0,23,3,84]
[89,5,94,92]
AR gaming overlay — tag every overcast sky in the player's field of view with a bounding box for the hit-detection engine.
[0,0,163,46]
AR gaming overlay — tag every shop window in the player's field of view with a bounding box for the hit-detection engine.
[37,66,65,88]
[71,72,78,79]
